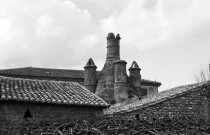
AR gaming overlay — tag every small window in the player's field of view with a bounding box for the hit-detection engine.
[142,89,147,96]
[24,109,33,118]
[148,87,153,92]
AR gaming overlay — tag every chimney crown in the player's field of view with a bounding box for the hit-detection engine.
[106,33,121,40]
[114,60,127,65]
[84,58,97,69]
[129,61,141,71]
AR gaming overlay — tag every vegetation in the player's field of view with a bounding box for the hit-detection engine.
[195,64,210,83]
[18,115,210,135]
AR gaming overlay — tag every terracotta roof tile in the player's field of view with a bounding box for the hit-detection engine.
[104,82,207,114]
[0,67,99,79]
[0,76,108,107]
[0,67,160,86]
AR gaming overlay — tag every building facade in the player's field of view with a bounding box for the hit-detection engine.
[84,33,161,104]
[0,76,108,135]
[0,33,161,104]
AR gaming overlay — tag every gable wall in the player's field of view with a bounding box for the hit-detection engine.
[115,88,208,121]
[0,101,104,135]
[141,85,158,96]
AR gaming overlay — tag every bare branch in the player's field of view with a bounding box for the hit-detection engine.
[194,64,210,83]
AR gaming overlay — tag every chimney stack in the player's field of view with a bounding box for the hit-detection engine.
[129,61,142,97]
[84,58,97,93]
[114,60,128,103]
[106,33,121,62]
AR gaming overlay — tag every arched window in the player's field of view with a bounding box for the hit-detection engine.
[24,109,33,118]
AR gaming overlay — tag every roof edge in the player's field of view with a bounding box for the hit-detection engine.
[105,82,207,115]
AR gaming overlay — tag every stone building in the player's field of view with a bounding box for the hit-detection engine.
[85,33,161,104]
[0,33,161,104]
[0,76,108,135]
[105,81,210,121]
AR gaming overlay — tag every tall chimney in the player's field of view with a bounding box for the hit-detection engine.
[84,58,97,93]
[106,33,121,62]
[114,60,128,103]
[95,33,121,104]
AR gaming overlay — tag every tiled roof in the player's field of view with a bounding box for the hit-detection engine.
[0,67,161,86]
[0,76,108,107]
[0,67,101,79]
[104,82,207,114]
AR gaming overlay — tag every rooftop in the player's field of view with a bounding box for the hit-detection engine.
[0,67,161,85]
[104,81,208,114]
[0,76,108,107]
[0,67,100,79]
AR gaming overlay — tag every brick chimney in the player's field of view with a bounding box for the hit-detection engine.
[84,58,97,93]
[114,60,128,103]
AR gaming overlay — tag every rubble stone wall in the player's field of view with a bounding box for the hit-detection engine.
[0,101,104,135]
[95,60,116,104]
[141,85,158,95]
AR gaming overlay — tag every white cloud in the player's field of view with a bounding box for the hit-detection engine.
[0,0,209,90]
[0,0,93,68]
[100,0,210,50]
[36,14,58,37]
[0,15,17,42]
[100,0,168,50]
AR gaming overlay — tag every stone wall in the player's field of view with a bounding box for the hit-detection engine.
[115,87,208,121]
[0,101,104,135]
[141,85,158,96]
[95,59,116,104]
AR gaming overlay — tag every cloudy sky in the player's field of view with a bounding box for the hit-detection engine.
[0,0,210,91]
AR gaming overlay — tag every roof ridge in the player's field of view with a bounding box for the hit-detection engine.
[28,67,84,71]
[0,66,102,72]
[0,66,32,71]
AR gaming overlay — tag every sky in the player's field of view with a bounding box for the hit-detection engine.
[0,0,210,91]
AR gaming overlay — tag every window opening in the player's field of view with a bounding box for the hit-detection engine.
[135,113,140,120]
[24,109,33,118]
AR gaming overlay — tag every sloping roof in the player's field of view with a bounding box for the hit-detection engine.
[129,61,141,71]
[0,76,108,107]
[0,67,161,86]
[0,67,85,78]
[104,82,207,114]
[84,58,97,68]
